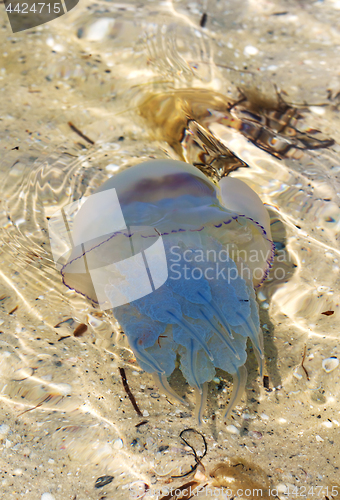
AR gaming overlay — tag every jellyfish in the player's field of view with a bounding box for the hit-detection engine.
[59,159,274,422]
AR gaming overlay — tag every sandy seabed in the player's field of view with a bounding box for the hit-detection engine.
[0,0,340,498]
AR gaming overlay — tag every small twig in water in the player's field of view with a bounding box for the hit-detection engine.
[157,335,167,347]
[57,335,71,342]
[301,344,310,381]
[200,12,207,27]
[17,394,56,416]
[118,367,143,417]
[135,420,149,428]
[68,121,95,145]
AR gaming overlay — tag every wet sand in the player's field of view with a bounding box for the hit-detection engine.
[0,0,340,498]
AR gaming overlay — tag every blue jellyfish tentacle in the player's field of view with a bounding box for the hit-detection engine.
[178,295,235,354]
[194,383,208,425]
[167,309,214,361]
[247,315,264,378]
[236,311,263,358]
[152,373,188,406]
[187,339,201,392]
[210,281,252,329]
[114,307,171,375]
[196,290,235,340]
[207,330,247,376]
[129,336,165,374]
[198,308,240,360]
[142,326,177,373]
[187,341,212,424]
[223,364,248,420]
[113,306,166,349]
[235,309,264,378]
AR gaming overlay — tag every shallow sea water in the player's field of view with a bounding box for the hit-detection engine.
[0,0,340,499]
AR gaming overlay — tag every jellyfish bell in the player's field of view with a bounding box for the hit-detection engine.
[61,159,220,306]
[59,159,274,422]
[218,175,273,287]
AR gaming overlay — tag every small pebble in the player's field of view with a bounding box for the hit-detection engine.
[73,323,88,337]
[105,164,120,173]
[315,435,324,442]
[248,430,262,440]
[113,438,123,450]
[82,18,115,42]
[142,410,149,417]
[242,413,255,420]
[0,424,10,437]
[41,494,55,500]
[309,106,326,116]
[225,425,240,435]
[15,218,25,226]
[87,315,103,328]
[293,371,303,380]
[145,437,155,448]
[260,413,269,420]
[194,470,207,481]
[158,445,169,452]
[129,481,149,497]
[244,45,259,56]
[322,421,332,428]
[46,38,64,53]
[95,475,114,489]
[322,357,339,373]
